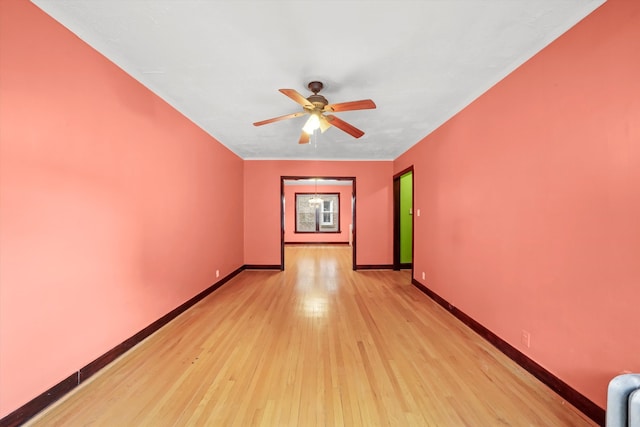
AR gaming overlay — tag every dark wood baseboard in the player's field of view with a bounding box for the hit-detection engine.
[0,266,244,427]
[356,264,394,270]
[243,264,281,270]
[0,373,77,427]
[411,278,605,427]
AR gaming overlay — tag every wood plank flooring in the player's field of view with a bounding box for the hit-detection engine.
[26,245,596,426]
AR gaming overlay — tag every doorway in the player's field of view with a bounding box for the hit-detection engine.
[393,167,413,271]
[281,176,356,270]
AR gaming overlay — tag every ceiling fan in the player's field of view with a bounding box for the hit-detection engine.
[253,81,376,144]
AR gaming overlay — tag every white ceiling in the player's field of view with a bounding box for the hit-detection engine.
[31,0,605,161]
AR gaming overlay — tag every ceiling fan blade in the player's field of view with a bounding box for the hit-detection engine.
[298,131,310,144]
[279,89,314,108]
[324,99,376,113]
[318,114,331,133]
[253,111,306,127]
[325,115,365,138]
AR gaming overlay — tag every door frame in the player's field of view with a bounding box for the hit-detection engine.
[393,166,414,272]
[280,176,357,271]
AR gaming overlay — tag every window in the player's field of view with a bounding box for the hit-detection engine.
[295,193,340,233]
[321,200,333,225]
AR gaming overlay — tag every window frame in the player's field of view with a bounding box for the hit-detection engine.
[294,192,340,233]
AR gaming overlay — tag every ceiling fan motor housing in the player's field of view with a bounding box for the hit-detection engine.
[307,81,327,109]
[307,93,328,109]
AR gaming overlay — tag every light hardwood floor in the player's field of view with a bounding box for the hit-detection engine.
[27,245,596,426]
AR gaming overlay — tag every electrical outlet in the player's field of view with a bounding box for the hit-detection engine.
[216,269,220,278]
[521,330,531,348]
[421,272,426,280]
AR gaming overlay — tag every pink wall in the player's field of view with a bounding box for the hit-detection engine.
[394,0,640,408]
[244,161,393,267]
[284,184,352,243]
[0,0,244,417]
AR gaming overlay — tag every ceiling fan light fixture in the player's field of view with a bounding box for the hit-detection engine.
[302,113,321,134]
[254,82,376,142]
